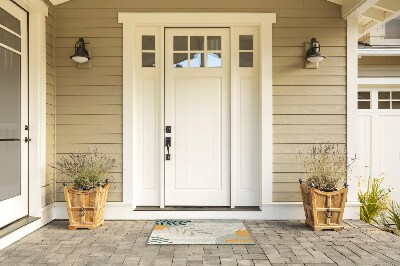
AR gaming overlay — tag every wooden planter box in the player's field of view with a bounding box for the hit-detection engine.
[63,184,109,230]
[299,182,347,231]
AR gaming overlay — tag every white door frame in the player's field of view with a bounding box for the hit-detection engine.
[11,0,48,217]
[119,13,276,209]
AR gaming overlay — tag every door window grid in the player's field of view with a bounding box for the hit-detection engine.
[358,91,371,109]
[358,90,400,110]
[173,35,222,68]
[142,35,155,67]
[239,35,253,67]
[378,91,400,109]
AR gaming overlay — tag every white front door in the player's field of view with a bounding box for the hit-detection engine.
[0,0,29,227]
[164,28,230,206]
[357,89,400,203]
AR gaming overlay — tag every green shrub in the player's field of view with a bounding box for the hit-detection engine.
[358,177,391,224]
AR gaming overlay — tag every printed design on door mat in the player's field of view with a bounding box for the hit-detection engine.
[147,220,255,245]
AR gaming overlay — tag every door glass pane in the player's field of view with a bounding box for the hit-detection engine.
[173,53,188,68]
[239,52,253,67]
[190,36,204,51]
[142,52,155,67]
[0,7,20,34]
[0,27,21,51]
[190,53,204,67]
[207,53,221,68]
[239,35,253,50]
[207,36,221,50]
[173,36,188,51]
[142,35,155,50]
[0,47,21,201]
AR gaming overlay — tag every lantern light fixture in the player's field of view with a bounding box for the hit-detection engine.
[305,38,326,68]
[70,37,91,64]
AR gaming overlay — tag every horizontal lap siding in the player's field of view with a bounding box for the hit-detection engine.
[359,57,400,77]
[45,2,56,207]
[55,0,346,202]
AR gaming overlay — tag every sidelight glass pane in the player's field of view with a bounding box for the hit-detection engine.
[0,47,21,201]
[173,36,188,51]
[173,53,188,68]
[142,52,155,67]
[142,35,155,50]
[190,36,204,51]
[207,36,221,50]
[239,35,253,50]
[0,27,21,51]
[207,53,222,68]
[0,7,20,34]
[239,52,253,67]
[190,53,204,67]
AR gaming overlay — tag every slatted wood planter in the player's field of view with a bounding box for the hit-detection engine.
[63,184,109,230]
[299,182,347,231]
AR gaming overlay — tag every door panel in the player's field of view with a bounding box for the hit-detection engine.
[165,28,230,206]
[174,78,221,190]
[0,0,28,228]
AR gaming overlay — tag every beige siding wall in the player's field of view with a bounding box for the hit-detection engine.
[359,56,400,77]
[55,0,346,202]
[45,1,56,206]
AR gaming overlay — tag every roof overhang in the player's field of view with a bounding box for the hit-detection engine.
[327,0,400,39]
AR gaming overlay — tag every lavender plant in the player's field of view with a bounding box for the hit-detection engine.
[52,148,116,190]
[299,143,355,191]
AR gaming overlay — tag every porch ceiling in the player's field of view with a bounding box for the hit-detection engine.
[327,0,400,39]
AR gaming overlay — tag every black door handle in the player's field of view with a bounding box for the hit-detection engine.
[165,137,171,160]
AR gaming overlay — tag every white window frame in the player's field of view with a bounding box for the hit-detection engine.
[118,13,276,209]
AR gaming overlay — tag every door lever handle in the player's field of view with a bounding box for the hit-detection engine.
[165,137,171,160]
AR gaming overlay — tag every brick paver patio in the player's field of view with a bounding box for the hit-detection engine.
[0,220,399,265]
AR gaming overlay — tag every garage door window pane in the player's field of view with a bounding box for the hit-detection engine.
[378,101,390,109]
[392,101,400,109]
[358,92,370,100]
[358,101,370,109]
[378,92,390,99]
[392,91,400,99]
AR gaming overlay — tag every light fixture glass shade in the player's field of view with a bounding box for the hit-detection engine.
[70,38,91,63]
[71,55,89,63]
[305,38,326,63]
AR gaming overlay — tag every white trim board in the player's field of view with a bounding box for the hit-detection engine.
[119,13,276,210]
[54,202,360,220]
[358,77,400,85]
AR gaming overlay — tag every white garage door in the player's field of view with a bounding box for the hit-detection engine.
[358,89,400,202]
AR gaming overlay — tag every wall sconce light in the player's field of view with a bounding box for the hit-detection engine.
[70,37,91,64]
[305,38,326,69]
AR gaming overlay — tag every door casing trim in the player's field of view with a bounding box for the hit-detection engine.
[119,12,276,209]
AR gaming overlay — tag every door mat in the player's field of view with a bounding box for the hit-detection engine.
[147,220,255,245]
